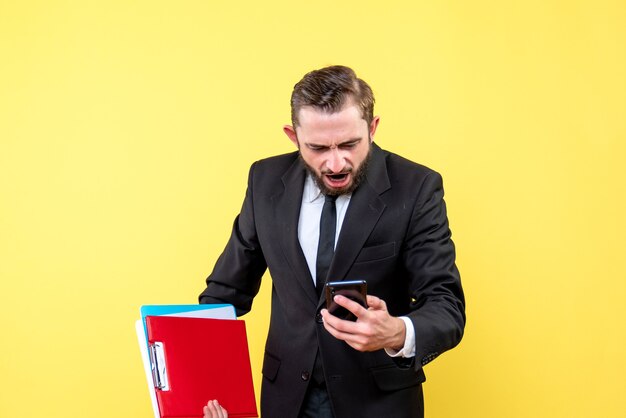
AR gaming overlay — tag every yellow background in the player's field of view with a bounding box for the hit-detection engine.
[1,1,625,417]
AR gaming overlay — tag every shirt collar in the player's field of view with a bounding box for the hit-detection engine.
[303,173,352,203]
[303,174,324,203]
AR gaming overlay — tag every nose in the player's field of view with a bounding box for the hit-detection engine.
[325,148,345,173]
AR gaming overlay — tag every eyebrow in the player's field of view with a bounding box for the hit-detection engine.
[305,137,363,148]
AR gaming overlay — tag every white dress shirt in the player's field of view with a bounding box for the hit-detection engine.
[297,174,416,358]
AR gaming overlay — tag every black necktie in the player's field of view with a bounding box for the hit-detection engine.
[316,194,337,297]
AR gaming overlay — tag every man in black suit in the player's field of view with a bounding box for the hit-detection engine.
[200,65,465,418]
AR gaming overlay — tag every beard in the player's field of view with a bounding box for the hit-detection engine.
[300,146,372,197]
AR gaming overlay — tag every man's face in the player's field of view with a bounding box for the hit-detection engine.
[284,102,380,196]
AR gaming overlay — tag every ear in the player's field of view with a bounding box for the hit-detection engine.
[283,125,299,148]
[369,116,381,141]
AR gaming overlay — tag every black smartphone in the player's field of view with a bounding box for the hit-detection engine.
[324,280,368,321]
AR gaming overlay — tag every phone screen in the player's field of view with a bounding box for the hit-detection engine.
[325,280,368,321]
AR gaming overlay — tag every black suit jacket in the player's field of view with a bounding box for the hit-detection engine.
[199,143,465,418]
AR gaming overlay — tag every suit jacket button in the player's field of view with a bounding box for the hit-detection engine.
[301,371,310,381]
[315,313,323,324]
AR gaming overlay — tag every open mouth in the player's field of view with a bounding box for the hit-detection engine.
[327,173,349,181]
[323,172,352,189]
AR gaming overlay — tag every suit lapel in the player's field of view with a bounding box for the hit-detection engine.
[271,156,319,305]
[318,143,391,307]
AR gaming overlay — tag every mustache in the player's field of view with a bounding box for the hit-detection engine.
[320,167,353,175]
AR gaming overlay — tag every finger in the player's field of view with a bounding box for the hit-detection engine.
[333,294,369,318]
[321,310,365,343]
[323,317,358,342]
[214,400,228,418]
[366,294,383,309]
[207,400,227,418]
[321,307,359,333]
[322,317,371,351]
[205,402,217,418]
[206,401,217,418]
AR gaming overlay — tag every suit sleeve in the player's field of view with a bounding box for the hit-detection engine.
[198,162,267,316]
[404,171,465,368]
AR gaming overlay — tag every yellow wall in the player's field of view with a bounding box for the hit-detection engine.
[1,1,625,417]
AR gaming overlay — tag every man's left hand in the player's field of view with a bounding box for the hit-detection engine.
[321,294,406,352]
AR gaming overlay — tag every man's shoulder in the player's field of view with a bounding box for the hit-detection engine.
[252,151,300,172]
[375,145,440,179]
[246,151,303,192]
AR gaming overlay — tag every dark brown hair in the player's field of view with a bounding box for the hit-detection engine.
[290,65,375,127]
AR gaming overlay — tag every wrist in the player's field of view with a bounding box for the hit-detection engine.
[390,317,407,351]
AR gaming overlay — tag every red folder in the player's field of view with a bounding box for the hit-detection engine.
[146,315,258,418]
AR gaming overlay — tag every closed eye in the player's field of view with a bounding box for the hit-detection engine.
[307,144,329,152]
[305,138,362,152]
[339,141,359,150]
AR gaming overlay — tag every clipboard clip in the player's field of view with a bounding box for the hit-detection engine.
[148,341,170,391]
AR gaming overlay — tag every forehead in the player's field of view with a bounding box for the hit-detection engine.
[295,104,368,143]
